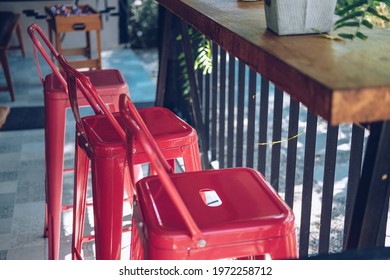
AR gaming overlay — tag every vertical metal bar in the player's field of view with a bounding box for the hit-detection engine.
[218,48,227,168]
[346,121,390,249]
[270,88,284,192]
[155,8,172,106]
[318,124,339,254]
[197,69,203,110]
[226,54,236,168]
[343,124,365,247]
[285,98,300,208]
[204,73,211,152]
[257,77,269,175]
[299,111,318,257]
[246,69,257,168]
[179,22,210,169]
[211,43,219,162]
[377,198,390,246]
[197,68,209,151]
[235,61,245,167]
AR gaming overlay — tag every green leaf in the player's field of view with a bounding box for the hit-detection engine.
[334,20,361,30]
[334,10,366,26]
[366,6,390,21]
[335,0,368,16]
[361,19,374,28]
[338,33,355,40]
[355,31,368,40]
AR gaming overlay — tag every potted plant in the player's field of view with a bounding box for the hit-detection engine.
[264,0,390,39]
[264,0,337,35]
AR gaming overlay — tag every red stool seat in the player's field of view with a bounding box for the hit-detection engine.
[81,108,199,165]
[119,94,298,260]
[132,168,297,260]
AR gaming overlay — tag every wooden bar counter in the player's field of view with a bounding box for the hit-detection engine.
[156,0,390,252]
[157,0,390,125]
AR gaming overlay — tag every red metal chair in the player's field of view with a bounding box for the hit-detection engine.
[27,23,129,260]
[57,55,202,260]
[120,93,298,260]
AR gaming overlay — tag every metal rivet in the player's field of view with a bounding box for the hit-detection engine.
[85,143,89,147]
[382,174,388,181]
[138,222,143,228]
[197,240,206,247]
[132,148,136,153]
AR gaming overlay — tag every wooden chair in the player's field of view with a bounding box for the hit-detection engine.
[0,12,25,101]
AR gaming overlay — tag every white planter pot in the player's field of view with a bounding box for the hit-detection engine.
[264,0,337,35]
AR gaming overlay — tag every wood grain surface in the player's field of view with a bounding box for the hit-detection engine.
[157,0,390,124]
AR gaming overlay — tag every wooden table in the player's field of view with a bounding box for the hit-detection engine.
[156,0,390,251]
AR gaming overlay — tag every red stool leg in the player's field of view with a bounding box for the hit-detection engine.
[182,142,202,171]
[91,156,126,260]
[44,98,67,260]
[130,210,144,260]
[150,159,174,175]
[71,140,90,260]
[267,232,298,260]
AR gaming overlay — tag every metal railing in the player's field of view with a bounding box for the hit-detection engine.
[193,42,387,257]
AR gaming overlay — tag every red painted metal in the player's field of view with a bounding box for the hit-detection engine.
[120,94,298,260]
[27,24,128,260]
[57,56,202,260]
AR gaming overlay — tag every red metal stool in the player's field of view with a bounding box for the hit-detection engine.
[27,24,129,260]
[58,55,202,260]
[120,94,298,260]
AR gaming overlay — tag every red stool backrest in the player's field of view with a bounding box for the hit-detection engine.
[119,93,205,247]
[57,55,125,142]
[27,24,66,90]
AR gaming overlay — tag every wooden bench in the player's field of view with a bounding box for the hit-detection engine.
[0,12,26,101]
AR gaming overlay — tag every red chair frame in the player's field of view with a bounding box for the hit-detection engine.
[57,55,202,259]
[120,93,299,260]
[27,23,128,260]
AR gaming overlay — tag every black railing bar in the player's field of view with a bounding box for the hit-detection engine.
[285,98,300,208]
[235,60,246,167]
[155,8,172,107]
[318,124,339,254]
[210,42,219,162]
[246,69,257,168]
[270,87,284,192]
[257,77,270,175]
[218,48,227,168]
[204,73,211,152]
[226,53,236,168]
[377,197,390,246]
[342,124,365,248]
[197,69,204,110]
[299,111,318,257]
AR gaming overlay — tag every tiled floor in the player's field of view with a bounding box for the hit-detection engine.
[0,48,158,260]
